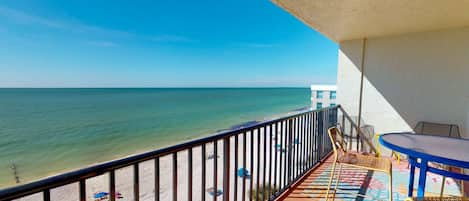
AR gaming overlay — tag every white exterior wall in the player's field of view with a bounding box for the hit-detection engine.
[337,27,469,137]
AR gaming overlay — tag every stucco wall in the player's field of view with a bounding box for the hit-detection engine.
[337,40,363,118]
[337,27,469,138]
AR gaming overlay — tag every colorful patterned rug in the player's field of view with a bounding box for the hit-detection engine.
[283,158,463,201]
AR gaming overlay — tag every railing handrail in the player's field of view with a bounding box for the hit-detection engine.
[0,105,339,200]
[337,106,378,154]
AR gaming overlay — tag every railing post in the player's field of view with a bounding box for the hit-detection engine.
[79,180,86,201]
[223,137,230,201]
[317,110,324,159]
[341,110,345,134]
[201,145,206,201]
[155,158,160,201]
[110,170,116,201]
[213,142,218,201]
[188,148,193,201]
[287,118,293,185]
[43,190,50,201]
[134,164,140,201]
[324,109,329,152]
[332,107,338,127]
[349,121,353,151]
[172,154,177,201]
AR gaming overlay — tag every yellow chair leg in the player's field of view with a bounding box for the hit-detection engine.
[389,170,393,201]
[461,181,466,197]
[325,161,337,201]
[392,151,401,165]
[374,133,382,157]
[333,164,343,200]
[376,133,402,165]
[440,176,446,198]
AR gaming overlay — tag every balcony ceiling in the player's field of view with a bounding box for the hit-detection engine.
[271,0,469,43]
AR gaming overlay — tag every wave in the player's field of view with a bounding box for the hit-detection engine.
[217,120,261,132]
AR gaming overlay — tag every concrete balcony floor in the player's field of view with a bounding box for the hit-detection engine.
[279,156,465,201]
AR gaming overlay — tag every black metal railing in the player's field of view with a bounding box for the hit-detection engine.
[0,105,371,201]
[337,106,378,154]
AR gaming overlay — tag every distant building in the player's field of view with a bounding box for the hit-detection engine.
[311,85,337,109]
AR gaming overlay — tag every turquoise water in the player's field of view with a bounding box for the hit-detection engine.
[0,88,310,187]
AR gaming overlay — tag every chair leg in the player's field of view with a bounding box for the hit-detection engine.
[461,180,465,197]
[440,176,446,198]
[461,180,466,197]
[393,152,401,165]
[389,170,393,201]
[325,161,337,201]
[459,167,465,197]
[333,164,343,200]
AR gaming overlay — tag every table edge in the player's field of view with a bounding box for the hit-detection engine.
[379,132,469,169]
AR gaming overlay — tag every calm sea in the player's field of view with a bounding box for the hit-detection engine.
[0,88,310,187]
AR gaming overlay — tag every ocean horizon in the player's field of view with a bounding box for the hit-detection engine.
[0,87,310,188]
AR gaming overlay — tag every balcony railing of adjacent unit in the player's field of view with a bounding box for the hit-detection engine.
[0,105,375,201]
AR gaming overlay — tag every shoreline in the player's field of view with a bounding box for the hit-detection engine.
[16,121,303,201]
[2,106,311,190]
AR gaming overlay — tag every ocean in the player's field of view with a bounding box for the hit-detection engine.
[0,88,310,188]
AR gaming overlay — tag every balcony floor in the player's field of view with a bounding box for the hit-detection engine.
[279,156,464,201]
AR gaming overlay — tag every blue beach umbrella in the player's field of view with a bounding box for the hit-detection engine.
[276,144,282,151]
[237,168,250,178]
[294,138,300,144]
[276,144,287,153]
[94,192,109,199]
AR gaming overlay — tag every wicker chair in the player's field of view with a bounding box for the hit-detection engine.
[413,121,464,198]
[414,121,461,138]
[325,127,393,200]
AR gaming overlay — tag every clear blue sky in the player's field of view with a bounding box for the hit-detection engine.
[0,0,338,87]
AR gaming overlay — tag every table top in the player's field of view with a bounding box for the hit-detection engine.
[380,132,469,168]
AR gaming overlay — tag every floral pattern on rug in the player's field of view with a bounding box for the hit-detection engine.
[305,160,463,201]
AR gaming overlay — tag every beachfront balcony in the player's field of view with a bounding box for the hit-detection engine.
[0,105,366,201]
[0,106,466,201]
[2,1,469,200]
[267,1,469,200]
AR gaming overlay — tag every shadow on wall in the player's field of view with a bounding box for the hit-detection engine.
[339,28,469,137]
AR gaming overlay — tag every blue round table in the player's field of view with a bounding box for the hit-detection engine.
[379,132,469,198]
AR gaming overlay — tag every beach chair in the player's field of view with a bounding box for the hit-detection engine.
[414,121,461,138]
[325,127,393,201]
[413,121,464,198]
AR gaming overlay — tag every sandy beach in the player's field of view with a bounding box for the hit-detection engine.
[16,120,317,201]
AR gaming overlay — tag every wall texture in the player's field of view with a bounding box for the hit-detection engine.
[337,27,469,137]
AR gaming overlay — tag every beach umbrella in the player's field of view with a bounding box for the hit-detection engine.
[294,138,300,144]
[94,192,109,199]
[206,187,223,196]
[276,144,287,153]
[237,168,250,178]
[276,144,282,152]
